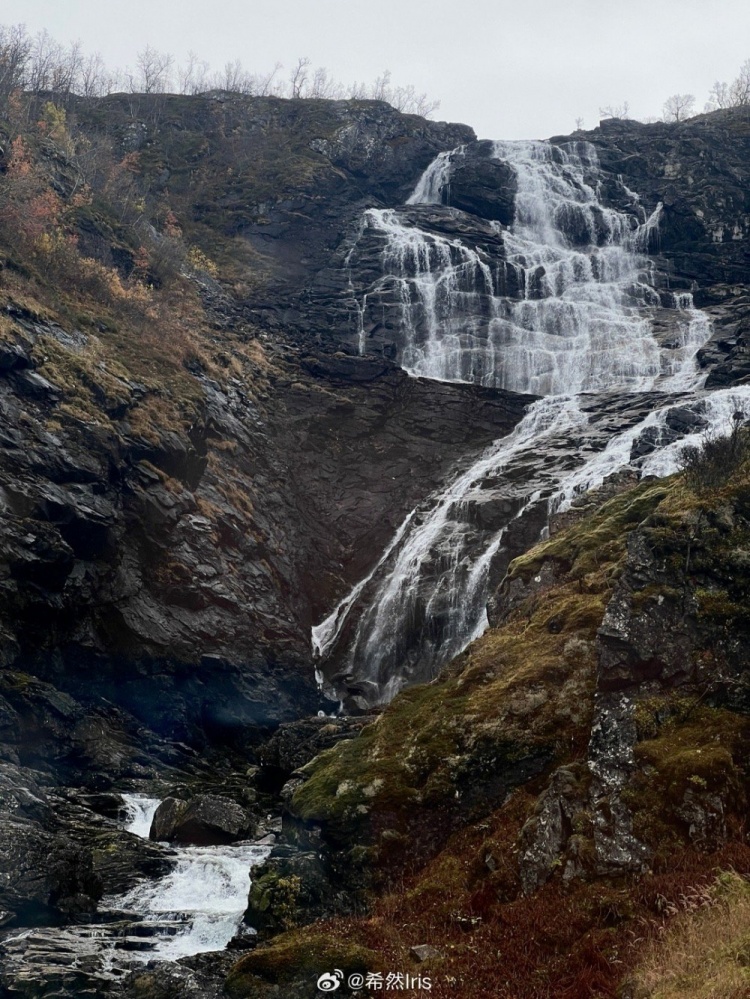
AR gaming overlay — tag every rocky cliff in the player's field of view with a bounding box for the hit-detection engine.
[1,94,750,998]
[0,94,530,740]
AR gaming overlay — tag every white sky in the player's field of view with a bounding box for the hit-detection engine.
[3,0,749,139]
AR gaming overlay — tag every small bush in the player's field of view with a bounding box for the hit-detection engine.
[679,417,750,493]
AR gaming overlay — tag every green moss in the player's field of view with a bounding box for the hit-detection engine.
[631,583,684,612]
[695,586,746,620]
[0,671,36,692]
[249,873,303,932]
[624,705,748,853]
[508,481,670,584]
[226,931,377,998]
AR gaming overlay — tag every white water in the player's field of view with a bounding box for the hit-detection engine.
[121,793,159,838]
[314,139,750,704]
[311,509,416,659]
[109,794,270,961]
[406,146,465,205]
[360,141,706,395]
[1,794,272,985]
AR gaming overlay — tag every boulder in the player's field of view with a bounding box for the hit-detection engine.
[446,142,516,224]
[150,794,252,845]
[244,850,333,939]
[149,797,188,842]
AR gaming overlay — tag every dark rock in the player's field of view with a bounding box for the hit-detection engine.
[89,829,174,894]
[121,954,236,998]
[0,343,31,372]
[0,817,98,925]
[150,794,252,845]
[11,369,62,400]
[257,716,369,788]
[245,849,336,938]
[149,797,188,841]
[597,532,697,690]
[446,141,516,224]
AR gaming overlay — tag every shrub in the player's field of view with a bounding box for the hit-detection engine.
[678,417,750,493]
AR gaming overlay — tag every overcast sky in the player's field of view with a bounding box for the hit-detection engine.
[3,0,749,139]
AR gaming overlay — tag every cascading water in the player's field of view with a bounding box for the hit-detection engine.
[1,794,271,985]
[121,793,160,838]
[109,794,271,961]
[313,138,750,705]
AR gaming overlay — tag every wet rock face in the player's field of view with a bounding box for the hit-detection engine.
[584,111,750,284]
[444,141,517,224]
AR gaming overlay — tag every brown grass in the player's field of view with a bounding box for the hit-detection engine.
[630,870,750,998]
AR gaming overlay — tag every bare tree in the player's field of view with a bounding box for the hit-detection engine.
[310,67,344,99]
[705,80,731,110]
[215,58,249,93]
[389,83,439,116]
[369,69,392,102]
[289,56,310,98]
[78,52,114,97]
[0,20,439,115]
[728,59,750,104]
[0,23,31,105]
[662,92,695,122]
[599,101,630,120]
[342,68,438,116]
[705,60,750,111]
[346,80,368,100]
[250,62,283,96]
[128,46,174,94]
[574,116,585,130]
[26,30,62,92]
[178,51,210,95]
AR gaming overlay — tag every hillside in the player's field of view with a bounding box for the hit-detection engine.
[1,91,750,997]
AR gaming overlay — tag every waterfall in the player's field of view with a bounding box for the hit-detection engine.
[121,793,160,838]
[406,146,465,205]
[108,794,271,961]
[314,139,750,705]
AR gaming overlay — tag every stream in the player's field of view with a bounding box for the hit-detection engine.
[112,794,272,960]
[0,792,271,987]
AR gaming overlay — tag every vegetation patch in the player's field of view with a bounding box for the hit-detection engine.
[508,479,670,584]
[624,704,749,857]
[630,870,750,999]
[226,930,377,998]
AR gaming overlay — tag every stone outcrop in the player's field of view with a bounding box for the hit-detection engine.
[150,794,253,846]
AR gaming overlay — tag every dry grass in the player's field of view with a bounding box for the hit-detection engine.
[631,870,750,998]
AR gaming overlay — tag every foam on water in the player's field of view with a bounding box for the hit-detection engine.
[111,794,270,961]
